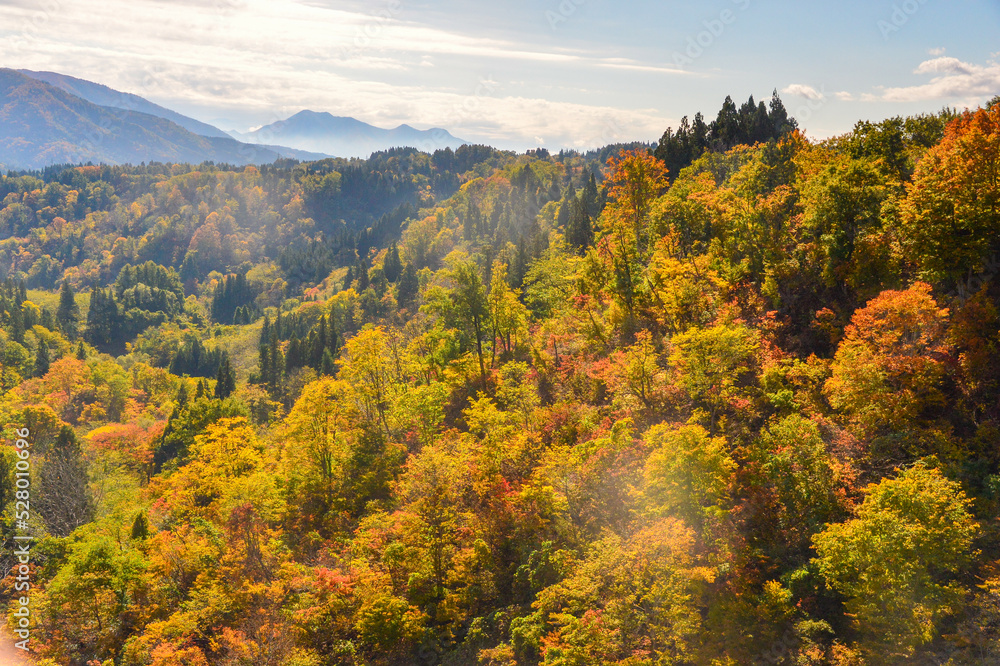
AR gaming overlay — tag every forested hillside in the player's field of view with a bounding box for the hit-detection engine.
[2,94,1000,665]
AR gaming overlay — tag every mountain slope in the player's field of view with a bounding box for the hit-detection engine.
[19,69,233,140]
[0,69,287,169]
[236,110,467,158]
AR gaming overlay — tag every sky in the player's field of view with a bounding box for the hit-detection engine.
[2,0,999,151]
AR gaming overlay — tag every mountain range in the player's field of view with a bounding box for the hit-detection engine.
[231,110,466,158]
[18,69,234,140]
[0,69,468,170]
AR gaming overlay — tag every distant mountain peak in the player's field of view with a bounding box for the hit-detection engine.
[0,70,466,169]
[238,111,467,158]
[0,69,326,169]
[293,109,334,118]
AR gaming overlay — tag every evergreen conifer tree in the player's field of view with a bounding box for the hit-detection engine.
[320,348,336,376]
[34,338,50,377]
[130,512,151,540]
[384,244,403,282]
[56,280,80,339]
[214,353,236,399]
[398,262,419,310]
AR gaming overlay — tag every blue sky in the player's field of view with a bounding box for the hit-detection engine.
[1,0,998,150]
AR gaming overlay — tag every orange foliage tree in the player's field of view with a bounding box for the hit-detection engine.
[825,283,949,439]
[903,105,1000,282]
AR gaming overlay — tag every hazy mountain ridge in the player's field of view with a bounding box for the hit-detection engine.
[235,109,468,158]
[18,69,234,140]
[1,70,468,168]
[0,69,288,169]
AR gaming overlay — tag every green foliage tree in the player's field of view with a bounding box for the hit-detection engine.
[643,424,735,531]
[749,414,847,563]
[440,259,490,390]
[597,149,669,336]
[528,519,708,665]
[813,463,979,659]
[211,272,258,324]
[155,395,248,470]
[36,535,148,664]
[799,154,897,296]
[669,323,761,433]
[130,512,151,540]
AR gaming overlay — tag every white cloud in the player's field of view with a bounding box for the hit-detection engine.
[834,91,854,101]
[782,84,825,101]
[595,57,692,76]
[880,56,1000,103]
[0,0,675,148]
[928,47,946,56]
[914,57,974,76]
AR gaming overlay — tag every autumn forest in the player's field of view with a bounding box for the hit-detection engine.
[2,94,1000,665]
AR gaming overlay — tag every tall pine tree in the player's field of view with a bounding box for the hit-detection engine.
[34,338,50,377]
[397,262,419,310]
[214,353,236,399]
[384,244,403,283]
